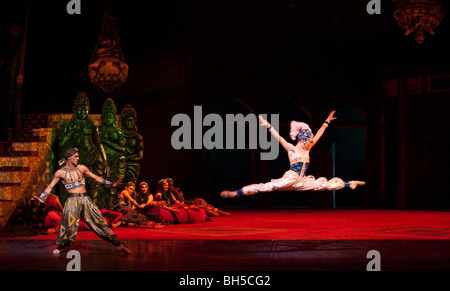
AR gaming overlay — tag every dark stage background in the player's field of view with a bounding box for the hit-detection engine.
[2,0,450,209]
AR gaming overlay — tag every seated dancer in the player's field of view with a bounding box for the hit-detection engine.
[32,148,132,254]
[138,181,165,208]
[136,181,152,206]
[155,179,182,207]
[115,182,154,227]
[117,182,141,209]
[221,111,365,198]
[166,178,184,202]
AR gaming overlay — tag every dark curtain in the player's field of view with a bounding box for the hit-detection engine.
[0,0,30,141]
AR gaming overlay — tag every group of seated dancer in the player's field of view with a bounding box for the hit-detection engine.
[100,177,230,228]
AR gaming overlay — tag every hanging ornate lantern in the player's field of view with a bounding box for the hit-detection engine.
[88,11,128,93]
[392,0,444,44]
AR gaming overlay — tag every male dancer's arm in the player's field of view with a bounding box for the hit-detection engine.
[31,171,62,203]
[80,165,122,188]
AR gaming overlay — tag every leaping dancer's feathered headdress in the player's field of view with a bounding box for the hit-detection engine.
[289,121,313,144]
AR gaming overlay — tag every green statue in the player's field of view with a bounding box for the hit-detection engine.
[57,92,110,204]
[120,104,144,189]
[98,98,126,208]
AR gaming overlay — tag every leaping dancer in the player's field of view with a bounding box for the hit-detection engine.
[220,110,365,198]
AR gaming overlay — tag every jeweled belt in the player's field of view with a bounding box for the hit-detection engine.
[64,178,86,190]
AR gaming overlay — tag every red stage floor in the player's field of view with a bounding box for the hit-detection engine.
[18,208,450,241]
[1,209,450,272]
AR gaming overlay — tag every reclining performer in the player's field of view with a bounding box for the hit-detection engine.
[32,147,132,254]
[221,111,365,198]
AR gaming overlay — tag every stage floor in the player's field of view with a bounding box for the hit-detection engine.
[1,209,450,271]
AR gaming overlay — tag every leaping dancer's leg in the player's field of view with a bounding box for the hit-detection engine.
[221,172,298,198]
[221,173,366,198]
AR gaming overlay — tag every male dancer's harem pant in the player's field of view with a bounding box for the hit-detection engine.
[240,162,346,195]
[56,195,121,248]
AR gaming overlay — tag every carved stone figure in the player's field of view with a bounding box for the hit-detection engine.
[120,104,143,189]
[98,98,126,208]
[57,92,109,204]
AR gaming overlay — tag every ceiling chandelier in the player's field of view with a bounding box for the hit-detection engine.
[392,0,444,44]
[88,4,128,93]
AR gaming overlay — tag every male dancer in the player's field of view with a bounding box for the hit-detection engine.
[33,148,132,254]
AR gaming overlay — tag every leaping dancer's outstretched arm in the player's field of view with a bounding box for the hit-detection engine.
[258,115,293,152]
[309,110,337,149]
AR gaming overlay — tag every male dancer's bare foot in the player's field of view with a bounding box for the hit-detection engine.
[349,181,366,190]
[220,190,237,198]
[116,243,133,254]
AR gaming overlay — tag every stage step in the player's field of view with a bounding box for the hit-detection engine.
[0,172,26,184]
[0,185,20,217]
[0,156,31,168]
[0,185,18,201]
[0,122,56,228]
